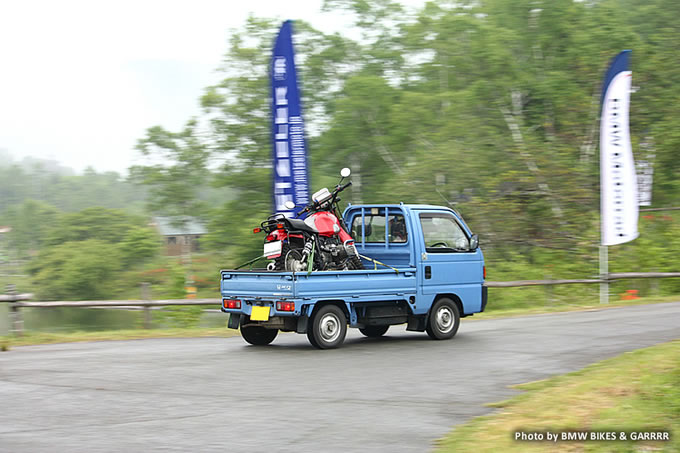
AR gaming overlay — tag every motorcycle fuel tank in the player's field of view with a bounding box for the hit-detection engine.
[305,212,341,237]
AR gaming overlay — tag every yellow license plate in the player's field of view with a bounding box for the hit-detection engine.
[250,305,270,321]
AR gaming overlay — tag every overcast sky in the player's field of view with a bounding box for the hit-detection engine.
[0,0,424,175]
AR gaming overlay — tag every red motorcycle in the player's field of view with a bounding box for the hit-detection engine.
[255,168,363,271]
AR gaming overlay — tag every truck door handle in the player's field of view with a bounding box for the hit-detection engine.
[425,266,431,279]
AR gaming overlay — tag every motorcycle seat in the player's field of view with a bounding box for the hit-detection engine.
[286,218,318,234]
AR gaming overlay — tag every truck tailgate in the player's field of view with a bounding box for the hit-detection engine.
[221,271,296,299]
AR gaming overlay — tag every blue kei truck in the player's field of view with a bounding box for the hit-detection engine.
[220,204,487,349]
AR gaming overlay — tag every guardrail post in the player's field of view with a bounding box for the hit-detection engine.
[6,284,23,336]
[544,271,555,305]
[141,282,151,329]
[545,282,555,305]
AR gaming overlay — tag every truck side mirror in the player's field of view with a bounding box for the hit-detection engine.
[469,234,479,250]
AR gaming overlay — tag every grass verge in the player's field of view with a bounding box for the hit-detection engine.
[435,339,680,452]
[0,327,240,349]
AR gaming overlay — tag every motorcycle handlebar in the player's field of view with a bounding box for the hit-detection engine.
[337,181,352,193]
[299,180,352,216]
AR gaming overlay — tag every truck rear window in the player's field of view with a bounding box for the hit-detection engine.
[351,214,408,243]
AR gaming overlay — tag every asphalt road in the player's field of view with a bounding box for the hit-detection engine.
[1,302,679,453]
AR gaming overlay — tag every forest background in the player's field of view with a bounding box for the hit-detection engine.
[1,0,679,325]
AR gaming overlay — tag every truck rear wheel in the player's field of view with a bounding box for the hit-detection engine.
[426,298,460,340]
[308,305,347,349]
[241,326,278,345]
[359,325,389,337]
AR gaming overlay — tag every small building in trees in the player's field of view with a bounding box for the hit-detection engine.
[151,217,207,256]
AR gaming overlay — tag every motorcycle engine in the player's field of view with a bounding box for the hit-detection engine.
[317,237,348,270]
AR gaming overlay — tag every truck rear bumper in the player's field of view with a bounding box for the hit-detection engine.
[228,313,306,333]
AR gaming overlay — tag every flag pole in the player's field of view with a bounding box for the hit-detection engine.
[599,244,608,304]
[599,50,636,304]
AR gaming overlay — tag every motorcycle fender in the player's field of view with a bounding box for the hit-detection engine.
[266,230,288,242]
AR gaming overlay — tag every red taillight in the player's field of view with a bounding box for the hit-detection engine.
[276,223,285,229]
[253,227,262,233]
[223,299,241,309]
[483,266,486,279]
[276,301,295,312]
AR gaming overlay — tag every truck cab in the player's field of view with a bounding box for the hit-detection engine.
[221,203,486,349]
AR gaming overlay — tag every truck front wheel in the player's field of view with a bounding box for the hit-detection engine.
[308,305,347,349]
[241,326,278,345]
[426,298,460,340]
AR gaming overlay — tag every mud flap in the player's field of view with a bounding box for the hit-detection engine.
[406,315,426,332]
[228,314,241,330]
[296,315,308,334]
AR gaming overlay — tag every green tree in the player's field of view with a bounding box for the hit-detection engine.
[29,240,122,300]
[45,207,146,245]
[0,157,144,214]
[129,0,680,272]
[120,226,161,266]
[2,200,60,256]
[130,119,211,221]
[198,17,365,260]
[28,207,161,300]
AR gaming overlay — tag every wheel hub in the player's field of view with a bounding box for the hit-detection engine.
[436,306,454,333]
[319,314,340,342]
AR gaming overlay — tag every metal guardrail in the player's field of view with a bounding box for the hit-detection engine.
[1,282,222,336]
[13,298,220,308]
[2,272,680,336]
[484,272,680,287]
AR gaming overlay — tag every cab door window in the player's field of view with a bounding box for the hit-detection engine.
[419,213,469,252]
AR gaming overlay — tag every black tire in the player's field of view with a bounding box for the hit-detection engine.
[426,298,460,340]
[307,305,347,349]
[273,242,290,271]
[345,242,364,270]
[359,325,389,337]
[347,255,364,270]
[273,242,306,271]
[241,326,278,345]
